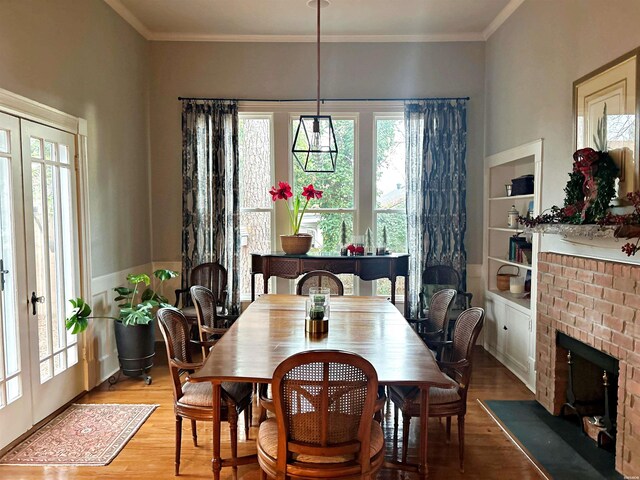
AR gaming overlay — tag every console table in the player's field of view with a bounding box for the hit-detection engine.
[250,252,410,317]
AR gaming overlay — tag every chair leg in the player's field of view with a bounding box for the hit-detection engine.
[446,416,451,443]
[191,419,198,447]
[175,415,182,476]
[393,404,399,434]
[244,406,251,440]
[228,403,239,479]
[402,412,411,463]
[458,414,465,472]
[260,469,267,480]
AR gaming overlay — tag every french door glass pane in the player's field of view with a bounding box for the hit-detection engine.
[293,118,355,209]
[0,156,19,380]
[0,131,8,153]
[31,134,77,384]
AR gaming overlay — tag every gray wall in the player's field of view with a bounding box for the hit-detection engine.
[486,0,640,245]
[0,0,152,276]
[149,41,486,263]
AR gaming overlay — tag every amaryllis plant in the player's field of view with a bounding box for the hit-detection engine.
[269,181,323,235]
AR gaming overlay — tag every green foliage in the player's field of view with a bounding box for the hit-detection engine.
[593,103,608,152]
[294,118,406,253]
[64,269,179,332]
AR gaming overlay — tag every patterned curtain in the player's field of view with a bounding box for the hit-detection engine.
[405,99,468,318]
[181,100,240,314]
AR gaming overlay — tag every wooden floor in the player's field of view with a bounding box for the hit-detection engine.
[0,347,541,480]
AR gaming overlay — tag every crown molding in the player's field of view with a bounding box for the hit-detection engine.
[482,0,525,40]
[103,0,152,39]
[148,32,484,43]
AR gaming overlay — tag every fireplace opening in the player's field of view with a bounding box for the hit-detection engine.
[557,332,619,451]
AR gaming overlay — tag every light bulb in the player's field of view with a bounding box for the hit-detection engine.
[311,131,321,150]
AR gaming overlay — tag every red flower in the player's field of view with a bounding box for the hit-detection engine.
[347,244,356,253]
[301,184,323,200]
[355,245,365,255]
[269,181,293,201]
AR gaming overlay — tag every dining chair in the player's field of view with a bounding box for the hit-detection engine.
[256,350,385,480]
[174,262,238,327]
[190,285,232,358]
[156,307,253,476]
[419,265,473,316]
[406,288,457,358]
[389,307,485,471]
[296,270,344,296]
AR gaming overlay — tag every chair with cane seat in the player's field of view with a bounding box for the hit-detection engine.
[156,307,253,476]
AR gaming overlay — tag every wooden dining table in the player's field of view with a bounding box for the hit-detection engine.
[189,294,454,479]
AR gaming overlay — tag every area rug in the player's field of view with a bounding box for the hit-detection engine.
[0,403,158,466]
[480,399,621,480]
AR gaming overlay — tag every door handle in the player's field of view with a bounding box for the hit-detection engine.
[31,291,45,315]
[0,259,8,291]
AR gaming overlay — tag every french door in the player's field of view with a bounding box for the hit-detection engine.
[0,113,83,449]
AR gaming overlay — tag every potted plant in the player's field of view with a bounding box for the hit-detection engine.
[65,269,178,384]
[269,181,323,254]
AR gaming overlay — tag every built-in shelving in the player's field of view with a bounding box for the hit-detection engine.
[483,139,542,393]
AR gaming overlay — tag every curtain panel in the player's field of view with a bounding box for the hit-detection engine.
[181,99,240,314]
[405,100,468,317]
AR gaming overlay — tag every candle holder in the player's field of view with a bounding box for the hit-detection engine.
[306,287,330,333]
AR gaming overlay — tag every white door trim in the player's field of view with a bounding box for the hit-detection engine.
[0,88,92,389]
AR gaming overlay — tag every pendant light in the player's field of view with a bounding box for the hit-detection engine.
[291,0,338,173]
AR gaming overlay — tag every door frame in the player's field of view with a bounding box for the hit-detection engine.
[0,87,92,390]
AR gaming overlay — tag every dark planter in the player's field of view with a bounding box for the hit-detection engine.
[114,320,155,384]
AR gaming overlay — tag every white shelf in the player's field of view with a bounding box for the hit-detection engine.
[487,256,533,271]
[487,289,531,313]
[488,227,524,233]
[489,194,534,201]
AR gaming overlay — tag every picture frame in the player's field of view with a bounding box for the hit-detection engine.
[573,48,640,200]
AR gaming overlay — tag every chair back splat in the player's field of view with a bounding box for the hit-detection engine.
[296,270,344,296]
[257,350,385,480]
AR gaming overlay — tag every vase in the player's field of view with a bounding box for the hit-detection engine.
[280,234,312,255]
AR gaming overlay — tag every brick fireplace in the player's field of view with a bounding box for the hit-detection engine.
[536,252,640,476]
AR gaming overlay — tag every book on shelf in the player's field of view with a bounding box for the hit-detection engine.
[509,235,532,265]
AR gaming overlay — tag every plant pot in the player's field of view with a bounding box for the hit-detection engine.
[114,320,155,383]
[280,234,312,255]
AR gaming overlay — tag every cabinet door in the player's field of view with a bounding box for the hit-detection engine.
[483,296,502,351]
[503,304,530,376]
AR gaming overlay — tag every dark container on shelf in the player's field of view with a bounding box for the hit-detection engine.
[511,174,534,195]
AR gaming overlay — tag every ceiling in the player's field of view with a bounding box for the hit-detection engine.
[104,0,524,42]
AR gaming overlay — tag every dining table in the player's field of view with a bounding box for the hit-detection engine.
[189,294,454,479]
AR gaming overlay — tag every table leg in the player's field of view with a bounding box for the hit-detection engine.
[391,277,397,305]
[404,275,410,318]
[263,275,270,294]
[251,274,256,302]
[212,382,222,480]
[418,387,430,479]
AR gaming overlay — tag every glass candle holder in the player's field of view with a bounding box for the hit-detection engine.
[308,287,330,320]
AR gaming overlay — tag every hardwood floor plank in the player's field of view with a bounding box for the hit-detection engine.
[0,347,541,479]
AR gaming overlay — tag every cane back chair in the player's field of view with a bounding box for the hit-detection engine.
[190,285,232,358]
[296,270,344,296]
[257,350,385,480]
[406,288,457,358]
[157,307,253,476]
[390,307,484,471]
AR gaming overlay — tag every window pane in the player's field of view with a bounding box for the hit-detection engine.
[293,118,355,209]
[239,211,271,297]
[376,119,406,209]
[6,376,20,404]
[239,118,272,209]
[376,276,405,299]
[302,213,353,255]
[376,212,406,254]
[0,130,8,153]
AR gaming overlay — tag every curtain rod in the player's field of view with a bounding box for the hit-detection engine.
[177,96,470,102]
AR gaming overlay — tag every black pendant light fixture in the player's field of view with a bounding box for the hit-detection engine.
[292,0,338,173]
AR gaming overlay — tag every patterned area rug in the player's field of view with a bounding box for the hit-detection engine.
[0,403,158,466]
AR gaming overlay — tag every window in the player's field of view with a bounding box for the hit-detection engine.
[238,104,407,301]
[292,115,356,294]
[374,116,406,296]
[238,115,273,298]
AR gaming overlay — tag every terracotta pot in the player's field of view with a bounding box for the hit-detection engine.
[280,234,312,255]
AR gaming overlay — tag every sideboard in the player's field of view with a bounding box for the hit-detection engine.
[250,252,410,317]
